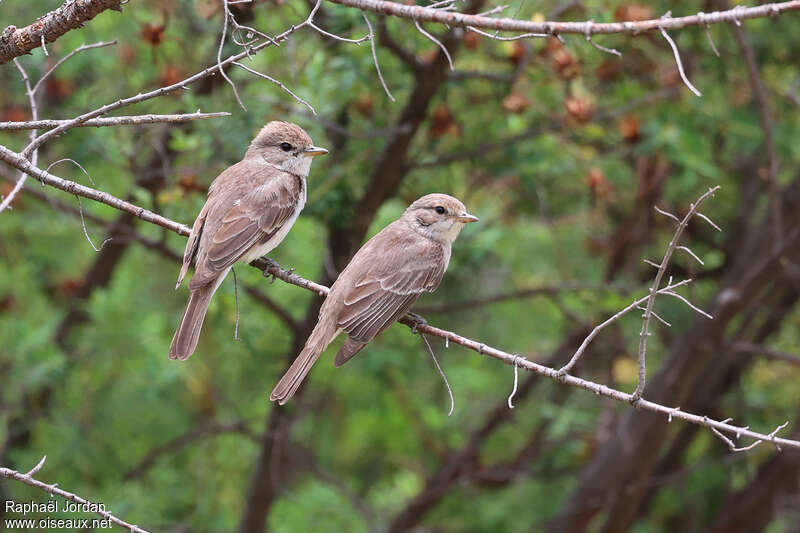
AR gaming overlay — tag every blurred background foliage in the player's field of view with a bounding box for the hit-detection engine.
[1,0,800,531]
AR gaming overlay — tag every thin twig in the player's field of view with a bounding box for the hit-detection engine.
[0,112,231,131]
[557,278,692,375]
[507,355,523,408]
[0,457,151,532]
[630,187,719,399]
[421,333,455,416]
[0,59,38,213]
[32,41,117,95]
[233,61,316,114]
[414,20,454,69]
[218,0,246,110]
[363,13,395,102]
[308,22,370,43]
[659,16,702,97]
[585,20,621,57]
[465,26,547,40]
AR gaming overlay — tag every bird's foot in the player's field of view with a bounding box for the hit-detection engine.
[261,257,281,284]
[408,312,428,334]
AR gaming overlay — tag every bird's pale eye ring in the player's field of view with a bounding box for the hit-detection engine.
[280,142,293,152]
[434,206,446,215]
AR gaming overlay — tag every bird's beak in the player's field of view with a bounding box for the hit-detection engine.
[455,212,479,223]
[303,146,329,157]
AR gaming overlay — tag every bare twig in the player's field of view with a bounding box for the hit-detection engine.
[0,456,151,532]
[0,59,38,213]
[0,111,231,131]
[233,61,316,114]
[308,22,370,43]
[710,419,789,452]
[414,20,454,69]
[696,12,721,57]
[557,278,693,375]
[584,21,621,57]
[659,14,702,97]
[218,0,246,110]
[0,145,191,235]
[630,187,719,399]
[32,40,117,94]
[465,26,547,40]
[363,13,395,102]
[326,0,800,36]
[420,333,455,416]
[507,355,523,408]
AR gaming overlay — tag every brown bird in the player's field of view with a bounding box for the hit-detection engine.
[270,193,478,404]
[170,121,328,360]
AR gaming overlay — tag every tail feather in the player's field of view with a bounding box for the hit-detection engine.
[334,338,367,367]
[169,287,214,360]
[270,320,338,404]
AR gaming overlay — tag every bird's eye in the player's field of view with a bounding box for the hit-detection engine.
[434,206,446,215]
[280,142,293,152]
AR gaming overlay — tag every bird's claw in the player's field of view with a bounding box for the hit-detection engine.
[408,312,428,334]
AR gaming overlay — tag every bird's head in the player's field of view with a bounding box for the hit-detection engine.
[246,121,328,176]
[404,193,479,243]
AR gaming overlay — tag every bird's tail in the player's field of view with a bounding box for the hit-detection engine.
[270,319,339,404]
[169,286,215,360]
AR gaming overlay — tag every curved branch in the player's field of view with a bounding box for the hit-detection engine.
[0,0,122,64]
[327,0,800,36]
[2,149,798,450]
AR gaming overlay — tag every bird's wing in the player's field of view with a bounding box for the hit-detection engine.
[334,236,446,365]
[190,174,301,289]
[176,201,210,288]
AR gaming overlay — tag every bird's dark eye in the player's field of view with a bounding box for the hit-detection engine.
[280,142,292,152]
[434,206,446,215]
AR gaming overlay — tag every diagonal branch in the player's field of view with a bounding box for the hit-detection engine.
[0,0,122,64]
[3,149,798,450]
[1,457,150,532]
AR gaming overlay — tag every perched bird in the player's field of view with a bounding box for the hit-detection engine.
[170,121,327,360]
[271,193,478,404]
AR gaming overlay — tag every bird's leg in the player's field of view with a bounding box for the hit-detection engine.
[261,257,296,284]
[407,312,428,334]
[261,257,281,284]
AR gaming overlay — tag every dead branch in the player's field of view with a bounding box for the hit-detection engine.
[326,0,800,37]
[0,111,231,131]
[2,151,797,451]
[0,456,150,532]
[0,0,122,64]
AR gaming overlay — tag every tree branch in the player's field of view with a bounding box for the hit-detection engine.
[124,421,258,480]
[0,0,123,64]
[326,0,800,37]
[3,150,799,450]
[0,456,150,532]
[0,112,231,131]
